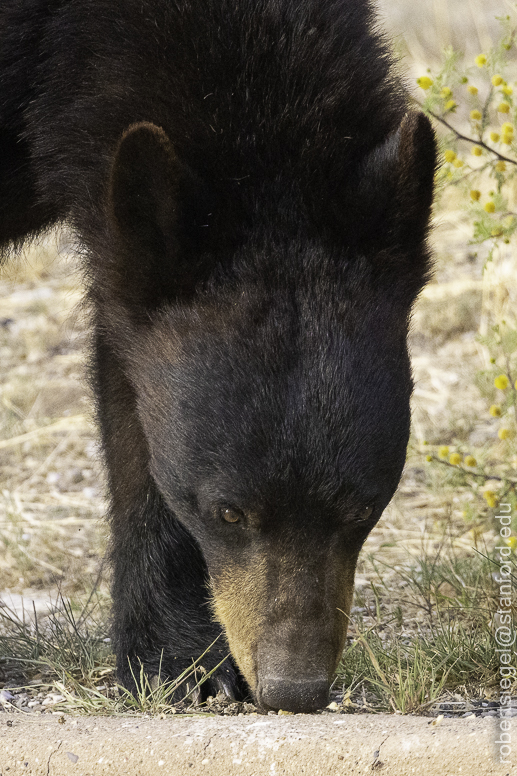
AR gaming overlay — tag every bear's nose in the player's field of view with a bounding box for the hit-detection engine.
[258,677,330,713]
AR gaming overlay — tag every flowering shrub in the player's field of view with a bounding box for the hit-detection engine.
[422,321,517,521]
[416,14,517,261]
[416,13,517,535]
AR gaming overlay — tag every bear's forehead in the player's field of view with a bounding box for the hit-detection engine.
[140,340,407,512]
[140,271,405,370]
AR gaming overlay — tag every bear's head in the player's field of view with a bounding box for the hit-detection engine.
[101,116,436,712]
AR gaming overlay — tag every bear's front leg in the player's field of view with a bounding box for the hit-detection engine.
[93,329,246,702]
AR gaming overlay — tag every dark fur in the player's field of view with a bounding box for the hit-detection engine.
[0,0,437,711]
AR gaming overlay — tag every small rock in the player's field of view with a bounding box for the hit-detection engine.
[69,468,84,484]
[66,752,79,764]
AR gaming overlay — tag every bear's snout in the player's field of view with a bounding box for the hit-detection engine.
[210,543,359,711]
[257,676,330,714]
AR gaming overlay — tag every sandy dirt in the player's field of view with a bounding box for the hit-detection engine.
[0,712,508,776]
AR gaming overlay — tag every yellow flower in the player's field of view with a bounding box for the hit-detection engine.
[490,132,500,142]
[502,133,514,145]
[484,201,496,213]
[491,226,504,237]
[496,161,507,172]
[425,454,433,462]
[475,54,487,67]
[470,189,481,201]
[490,404,502,417]
[417,76,433,90]
[492,75,504,86]
[502,85,513,96]
[515,379,517,390]
[499,428,515,440]
[498,102,511,113]
[507,536,517,551]
[483,490,498,508]
[441,86,452,98]
[453,158,464,168]
[464,455,477,467]
[494,374,509,389]
[444,149,456,163]
[449,453,462,465]
[470,109,482,121]
[502,122,514,134]
[445,99,457,111]
[471,146,482,156]
[438,446,450,459]
[468,85,479,95]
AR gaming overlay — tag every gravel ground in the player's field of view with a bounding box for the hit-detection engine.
[0,682,513,719]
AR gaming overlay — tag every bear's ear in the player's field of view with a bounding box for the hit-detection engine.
[108,122,205,313]
[109,122,179,259]
[356,111,437,250]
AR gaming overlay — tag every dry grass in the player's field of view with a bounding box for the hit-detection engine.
[0,235,107,599]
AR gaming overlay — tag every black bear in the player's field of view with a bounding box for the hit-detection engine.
[0,0,436,712]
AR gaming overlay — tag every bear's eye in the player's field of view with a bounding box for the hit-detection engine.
[357,505,374,521]
[220,506,243,524]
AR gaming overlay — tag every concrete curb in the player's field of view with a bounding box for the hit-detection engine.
[0,713,509,775]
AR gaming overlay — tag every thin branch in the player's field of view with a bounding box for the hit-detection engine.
[429,455,517,486]
[410,97,517,166]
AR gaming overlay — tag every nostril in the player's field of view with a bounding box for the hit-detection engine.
[259,678,330,713]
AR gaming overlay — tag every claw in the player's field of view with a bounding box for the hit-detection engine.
[212,675,237,702]
[182,680,202,705]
